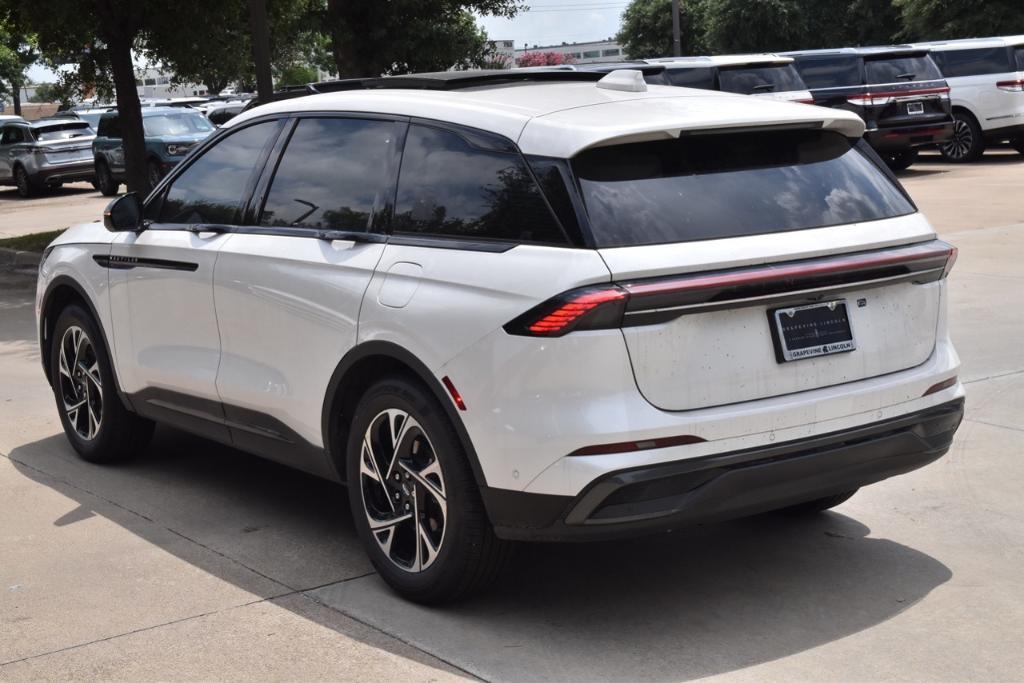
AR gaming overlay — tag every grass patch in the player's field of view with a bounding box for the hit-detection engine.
[0,229,65,253]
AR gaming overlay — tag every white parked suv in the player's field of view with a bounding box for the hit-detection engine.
[36,69,965,603]
[911,36,1024,161]
[644,54,815,103]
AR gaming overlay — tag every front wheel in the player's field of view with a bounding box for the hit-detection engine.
[50,305,154,463]
[346,377,510,604]
[883,148,918,171]
[1011,137,1024,156]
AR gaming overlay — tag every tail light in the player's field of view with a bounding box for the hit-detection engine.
[847,86,949,107]
[996,79,1024,92]
[794,97,816,104]
[505,241,958,338]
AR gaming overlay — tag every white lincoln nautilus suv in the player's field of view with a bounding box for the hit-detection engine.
[36,69,964,603]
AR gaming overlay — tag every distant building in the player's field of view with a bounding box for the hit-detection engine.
[135,67,209,99]
[488,39,516,67]
[515,40,626,65]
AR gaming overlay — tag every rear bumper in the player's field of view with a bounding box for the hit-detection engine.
[866,121,954,150]
[485,398,964,541]
[35,160,94,185]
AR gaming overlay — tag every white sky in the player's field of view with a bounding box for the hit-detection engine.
[25,1,627,83]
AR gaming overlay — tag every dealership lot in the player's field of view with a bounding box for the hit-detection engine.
[1,153,1022,680]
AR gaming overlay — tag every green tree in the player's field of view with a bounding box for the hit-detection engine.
[895,0,1024,40]
[276,63,317,86]
[323,1,523,77]
[0,13,37,116]
[702,0,808,54]
[617,0,708,59]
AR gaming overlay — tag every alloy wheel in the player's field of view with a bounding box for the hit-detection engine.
[942,118,973,160]
[57,325,103,440]
[359,408,447,573]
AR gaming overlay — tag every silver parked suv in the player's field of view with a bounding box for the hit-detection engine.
[0,118,96,197]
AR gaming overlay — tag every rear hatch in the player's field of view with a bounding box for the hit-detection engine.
[718,63,813,103]
[33,122,94,164]
[860,52,950,130]
[567,127,950,411]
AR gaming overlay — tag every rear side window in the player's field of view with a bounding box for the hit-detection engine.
[260,117,399,231]
[392,124,567,245]
[97,116,121,139]
[793,57,861,89]
[1015,48,1024,71]
[932,47,1013,77]
[864,55,943,84]
[719,64,805,94]
[158,120,280,224]
[663,67,716,90]
[573,129,915,248]
[1,126,26,144]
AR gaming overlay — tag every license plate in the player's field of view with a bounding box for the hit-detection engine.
[907,102,924,115]
[770,300,856,363]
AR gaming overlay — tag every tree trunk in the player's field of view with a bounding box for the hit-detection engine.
[326,0,360,78]
[247,0,273,102]
[11,83,21,116]
[107,36,149,194]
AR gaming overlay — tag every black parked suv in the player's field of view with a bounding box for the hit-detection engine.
[784,46,954,170]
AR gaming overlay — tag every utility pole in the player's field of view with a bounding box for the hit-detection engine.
[671,0,682,57]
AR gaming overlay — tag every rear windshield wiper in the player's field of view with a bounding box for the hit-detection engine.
[896,72,916,80]
[753,84,776,92]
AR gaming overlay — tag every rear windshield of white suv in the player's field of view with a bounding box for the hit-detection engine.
[719,65,804,94]
[864,55,942,84]
[573,129,915,248]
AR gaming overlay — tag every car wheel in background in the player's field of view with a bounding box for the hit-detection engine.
[95,160,120,196]
[781,489,859,515]
[940,111,985,162]
[346,376,511,604]
[147,160,163,190]
[883,149,918,171]
[1011,137,1024,156]
[14,165,36,198]
[50,305,154,463]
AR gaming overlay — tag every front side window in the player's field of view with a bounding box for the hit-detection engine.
[864,55,943,84]
[932,47,1013,77]
[158,120,280,225]
[793,57,862,89]
[719,64,805,94]
[260,117,399,231]
[573,129,915,248]
[392,124,567,245]
[143,112,215,137]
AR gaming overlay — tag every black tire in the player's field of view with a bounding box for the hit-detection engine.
[1011,137,1024,156]
[940,110,985,162]
[50,304,154,463]
[782,489,858,515]
[346,376,511,604]
[883,148,918,171]
[14,165,37,198]
[95,160,119,196]
[147,159,163,191]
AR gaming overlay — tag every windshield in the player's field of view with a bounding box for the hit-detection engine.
[572,129,915,248]
[34,122,93,141]
[719,64,805,94]
[143,112,215,137]
[865,55,942,84]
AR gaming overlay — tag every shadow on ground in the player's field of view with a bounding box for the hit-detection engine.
[8,426,953,681]
[0,182,99,203]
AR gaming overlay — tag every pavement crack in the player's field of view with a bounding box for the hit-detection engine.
[963,369,1024,385]
[964,417,1024,435]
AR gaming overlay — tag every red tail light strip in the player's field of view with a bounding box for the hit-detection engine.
[996,80,1024,92]
[569,434,706,457]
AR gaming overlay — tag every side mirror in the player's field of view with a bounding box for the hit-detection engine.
[103,192,143,232]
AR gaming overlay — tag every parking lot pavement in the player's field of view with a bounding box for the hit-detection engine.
[0,183,109,239]
[1,155,1023,680]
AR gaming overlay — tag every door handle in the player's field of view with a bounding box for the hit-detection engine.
[317,230,388,244]
[186,224,230,236]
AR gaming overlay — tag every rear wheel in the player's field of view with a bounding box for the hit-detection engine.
[14,165,36,198]
[95,160,119,196]
[940,111,985,162]
[1011,137,1024,156]
[50,305,154,463]
[782,489,858,515]
[883,148,918,171]
[346,377,510,604]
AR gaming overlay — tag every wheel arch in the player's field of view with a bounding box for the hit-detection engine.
[321,340,486,488]
[950,104,981,125]
[40,275,132,411]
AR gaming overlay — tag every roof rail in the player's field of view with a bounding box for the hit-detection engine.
[310,67,666,94]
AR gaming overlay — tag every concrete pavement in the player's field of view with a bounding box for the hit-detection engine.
[0,182,109,239]
[1,154,1022,680]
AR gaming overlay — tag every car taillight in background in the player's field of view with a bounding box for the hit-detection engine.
[505,241,958,338]
[847,86,949,106]
[995,79,1024,92]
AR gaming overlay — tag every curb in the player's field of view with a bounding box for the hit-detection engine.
[0,247,42,271]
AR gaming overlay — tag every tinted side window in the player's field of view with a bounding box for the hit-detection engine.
[1,127,25,144]
[664,67,716,90]
[1016,48,1024,71]
[159,121,280,225]
[932,48,1013,77]
[864,55,943,84]
[719,65,805,94]
[97,116,121,139]
[793,57,862,89]
[260,117,399,231]
[392,124,567,245]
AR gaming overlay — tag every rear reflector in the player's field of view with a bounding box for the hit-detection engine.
[505,241,957,337]
[923,376,958,397]
[569,434,706,457]
[996,79,1024,92]
[442,376,467,411]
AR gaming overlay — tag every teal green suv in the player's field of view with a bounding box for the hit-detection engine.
[92,107,215,195]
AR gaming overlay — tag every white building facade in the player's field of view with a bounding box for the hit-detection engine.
[514,40,626,65]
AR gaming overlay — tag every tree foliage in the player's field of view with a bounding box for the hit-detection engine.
[617,0,707,58]
[895,0,1024,40]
